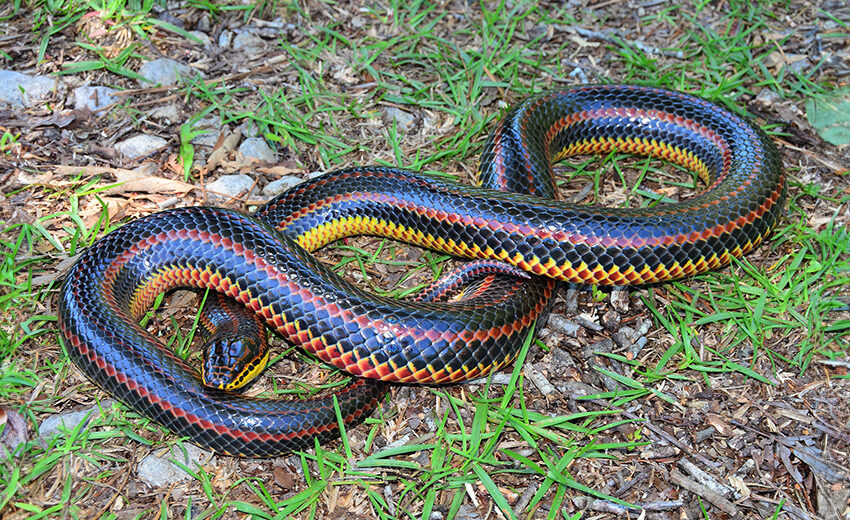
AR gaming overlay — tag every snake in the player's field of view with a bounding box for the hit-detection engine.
[57,84,785,457]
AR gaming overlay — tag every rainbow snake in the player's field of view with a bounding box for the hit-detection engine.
[58,85,785,457]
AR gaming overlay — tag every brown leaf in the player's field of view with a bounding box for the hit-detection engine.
[52,165,195,194]
[106,168,195,195]
[272,466,294,489]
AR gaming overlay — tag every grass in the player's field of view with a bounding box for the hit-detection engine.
[1,0,848,518]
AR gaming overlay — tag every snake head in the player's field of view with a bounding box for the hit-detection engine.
[202,334,269,391]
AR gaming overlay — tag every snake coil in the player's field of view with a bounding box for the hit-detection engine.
[58,85,784,457]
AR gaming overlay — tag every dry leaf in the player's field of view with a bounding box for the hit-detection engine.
[53,165,195,194]
[105,168,195,195]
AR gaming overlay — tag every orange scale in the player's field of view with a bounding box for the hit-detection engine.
[356,358,377,374]
[393,366,413,381]
[373,363,394,379]
[308,337,326,353]
[339,350,359,368]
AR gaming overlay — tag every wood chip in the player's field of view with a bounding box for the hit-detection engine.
[669,468,739,516]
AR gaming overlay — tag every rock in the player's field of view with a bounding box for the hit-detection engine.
[0,408,28,453]
[39,409,92,439]
[188,30,212,47]
[238,137,276,164]
[263,175,303,196]
[754,88,782,108]
[138,58,201,87]
[73,85,118,112]
[196,14,211,33]
[149,103,181,123]
[239,120,260,138]
[218,30,233,49]
[188,114,223,148]
[115,134,168,159]
[137,443,214,488]
[232,31,265,53]
[0,70,63,107]
[206,174,256,199]
[382,106,416,132]
[39,400,115,440]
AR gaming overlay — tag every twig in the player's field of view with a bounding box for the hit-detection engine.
[677,459,737,497]
[750,494,818,520]
[669,468,739,516]
[559,25,686,59]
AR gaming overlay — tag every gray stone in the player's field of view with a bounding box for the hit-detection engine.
[188,114,223,147]
[196,14,211,33]
[239,120,261,138]
[206,174,256,199]
[138,58,201,87]
[73,85,118,112]
[754,88,782,107]
[149,103,181,123]
[218,30,233,49]
[232,31,265,53]
[0,70,63,107]
[39,410,91,439]
[238,137,276,163]
[188,30,212,47]
[382,106,416,132]
[115,134,168,159]
[263,175,303,196]
[39,400,115,440]
[137,443,214,488]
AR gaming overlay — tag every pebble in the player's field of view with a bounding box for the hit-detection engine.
[138,58,201,87]
[137,443,214,488]
[196,14,211,33]
[232,31,265,53]
[115,134,168,159]
[262,175,303,196]
[218,30,233,49]
[382,106,416,132]
[754,88,782,108]
[149,103,181,123]
[0,70,63,107]
[73,85,118,112]
[206,174,256,199]
[238,137,277,164]
[39,400,115,440]
[239,120,261,138]
[189,114,223,148]
[1,409,28,453]
[188,30,212,47]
